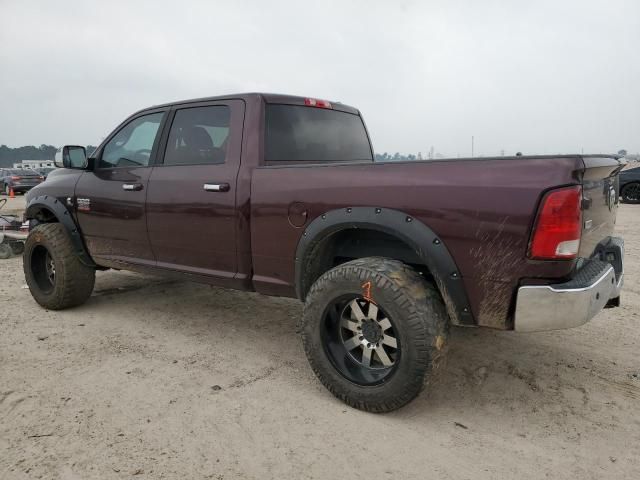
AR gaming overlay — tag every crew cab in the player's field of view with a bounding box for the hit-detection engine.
[23,93,625,412]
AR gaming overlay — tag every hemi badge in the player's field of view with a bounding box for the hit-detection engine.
[77,198,91,212]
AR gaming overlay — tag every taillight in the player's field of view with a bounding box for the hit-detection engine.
[529,185,582,260]
[10,175,21,181]
[304,98,332,109]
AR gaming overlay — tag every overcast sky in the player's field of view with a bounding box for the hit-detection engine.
[1,0,639,156]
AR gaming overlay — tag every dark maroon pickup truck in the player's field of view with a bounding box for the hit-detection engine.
[23,93,625,412]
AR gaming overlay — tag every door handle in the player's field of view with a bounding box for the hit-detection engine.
[122,183,143,191]
[203,183,230,192]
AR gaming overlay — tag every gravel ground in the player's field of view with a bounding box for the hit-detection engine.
[1,203,639,480]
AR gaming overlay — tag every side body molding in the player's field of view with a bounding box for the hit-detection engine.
[294,207,475,326]
[25,195,96,267]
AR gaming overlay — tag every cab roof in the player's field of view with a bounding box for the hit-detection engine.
[145,93,360,115]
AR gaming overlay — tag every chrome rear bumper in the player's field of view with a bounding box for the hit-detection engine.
[514,237,624,332]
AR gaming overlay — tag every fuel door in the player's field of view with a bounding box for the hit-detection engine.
[288,202,309,228]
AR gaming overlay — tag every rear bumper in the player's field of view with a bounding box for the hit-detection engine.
[514,237,624,332]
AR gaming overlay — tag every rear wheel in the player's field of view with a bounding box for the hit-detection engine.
[300,257,449,413]
[621,182,640,204]
[0,243,12,259]
[23,223,95,309]
[9,241,24,255]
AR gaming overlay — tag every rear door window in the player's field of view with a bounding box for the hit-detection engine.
[265,105,372,163]
[163,106,230,165]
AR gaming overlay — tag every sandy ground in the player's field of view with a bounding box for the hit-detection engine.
[1,203,639,480]
[0,194,26,217]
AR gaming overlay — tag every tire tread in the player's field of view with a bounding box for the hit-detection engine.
[300,257,449,413]
[23,223,95,310]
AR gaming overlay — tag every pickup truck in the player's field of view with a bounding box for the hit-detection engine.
[23,93,625,412]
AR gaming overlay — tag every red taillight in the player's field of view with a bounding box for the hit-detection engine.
[10,175,21,181]
[304,98,332,109]
[529,185,582,260]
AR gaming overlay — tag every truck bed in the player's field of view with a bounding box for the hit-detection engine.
[250,154,623,328]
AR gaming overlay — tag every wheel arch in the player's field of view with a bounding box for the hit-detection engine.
[25,195,96,267]
[294,207,474,326]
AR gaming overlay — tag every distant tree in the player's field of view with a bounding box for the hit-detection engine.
[0,144,58,167]
[375,151,447,162]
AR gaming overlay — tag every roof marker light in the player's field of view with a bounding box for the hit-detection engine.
[304,98,332,109]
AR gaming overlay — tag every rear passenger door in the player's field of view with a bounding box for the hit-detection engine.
[146,100,245,279]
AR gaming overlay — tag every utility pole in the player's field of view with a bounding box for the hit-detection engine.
[471,136,474,157]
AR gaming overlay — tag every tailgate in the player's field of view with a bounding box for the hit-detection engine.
[579,155,624,257]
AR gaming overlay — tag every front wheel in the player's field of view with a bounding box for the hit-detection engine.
[300,257,449,413]
[621,182,640,204]
[23,223,95,310]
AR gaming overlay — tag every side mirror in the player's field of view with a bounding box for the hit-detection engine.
[55,145,88,169]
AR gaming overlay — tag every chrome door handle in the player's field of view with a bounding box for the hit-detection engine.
[203,183,230,192]
[122,183,143,191]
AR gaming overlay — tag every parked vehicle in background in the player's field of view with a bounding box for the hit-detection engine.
[619,165,640,204]
[0,168,44,195]
[21,93,626,412]
[0,198,27,258]
[32,167,57,180]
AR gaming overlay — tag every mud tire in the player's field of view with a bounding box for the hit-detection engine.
[23,223,95,310]
[300,257,449,413]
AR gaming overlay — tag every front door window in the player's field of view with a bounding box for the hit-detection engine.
[100,113,164,168]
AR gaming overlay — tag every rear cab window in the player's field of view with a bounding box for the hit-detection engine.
[265,104,373,164]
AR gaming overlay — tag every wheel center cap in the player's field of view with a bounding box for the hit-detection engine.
[361,320,382,343]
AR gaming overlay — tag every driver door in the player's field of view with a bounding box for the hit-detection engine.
[74,109,167,266]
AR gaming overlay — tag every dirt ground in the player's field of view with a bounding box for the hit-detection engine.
[0,194,26,216]
[1,200,638,480]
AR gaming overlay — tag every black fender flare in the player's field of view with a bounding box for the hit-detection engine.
[25,195,96,268]
[294,207,474,326]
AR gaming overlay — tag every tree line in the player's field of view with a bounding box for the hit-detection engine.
[0,145,97,168]
[375,152,443,162]
[2,145,429,166]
